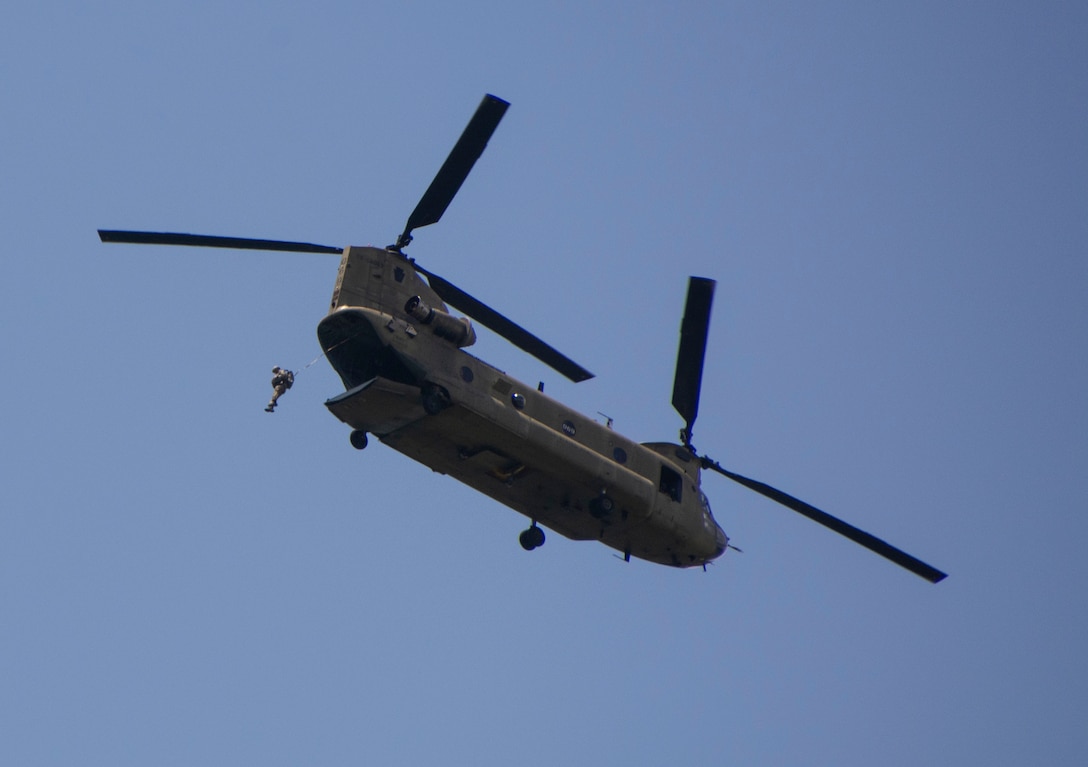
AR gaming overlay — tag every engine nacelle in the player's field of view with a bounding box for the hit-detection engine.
[404,296,477,347]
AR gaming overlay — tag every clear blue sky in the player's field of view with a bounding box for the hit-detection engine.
[3,2,1086,764]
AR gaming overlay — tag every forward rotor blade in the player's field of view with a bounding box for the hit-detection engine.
[98,230,342,254]
[415,264,594,383]
[672,277,716,446]
[702,458,947,583]
[397,94,510,249]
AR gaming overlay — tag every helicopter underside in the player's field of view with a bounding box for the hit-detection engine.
[325,375,722,568]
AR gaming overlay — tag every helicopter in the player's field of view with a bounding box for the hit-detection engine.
[99,94,946,582]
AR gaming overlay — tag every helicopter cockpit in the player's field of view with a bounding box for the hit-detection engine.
[700,490,730,558]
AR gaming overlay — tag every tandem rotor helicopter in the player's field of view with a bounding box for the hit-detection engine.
[100,94,946,582]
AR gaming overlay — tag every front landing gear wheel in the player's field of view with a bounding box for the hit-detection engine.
[589,493,615,519]
[519,525,546,551]
[349,430,369,450]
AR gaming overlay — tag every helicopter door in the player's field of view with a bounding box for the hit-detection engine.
[659,464,683,502]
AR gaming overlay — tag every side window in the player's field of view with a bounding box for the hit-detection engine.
[659,465,682,502]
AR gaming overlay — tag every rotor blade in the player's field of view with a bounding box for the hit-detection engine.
[98,230,342,254]
[397,94,510,248]
[414,264,594,383]
[672,277,716,445]
[702,458,947,583]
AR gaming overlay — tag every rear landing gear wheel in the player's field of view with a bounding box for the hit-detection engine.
[349,430,368,450]
[519,524,546,551]
[421,384,452,415]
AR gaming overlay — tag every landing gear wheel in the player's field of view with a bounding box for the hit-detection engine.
[519,525,546,551]
[421,384,452,415]
[589,493,615,519]
[349,430,369,450]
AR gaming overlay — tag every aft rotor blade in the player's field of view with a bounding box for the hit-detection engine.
[397,94,510,249]
[672,277,716,445]
[98,230,342,254]
[415,264,594,383]
[702,458,947,583]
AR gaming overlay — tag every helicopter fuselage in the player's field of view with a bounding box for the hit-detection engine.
[318,246,728,567]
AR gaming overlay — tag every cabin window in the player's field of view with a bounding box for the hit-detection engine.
[659,465,682,502]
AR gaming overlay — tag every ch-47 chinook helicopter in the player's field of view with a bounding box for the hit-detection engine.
[100,94,946,582]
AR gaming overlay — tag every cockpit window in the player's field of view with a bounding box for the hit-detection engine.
[699,491,713,518]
